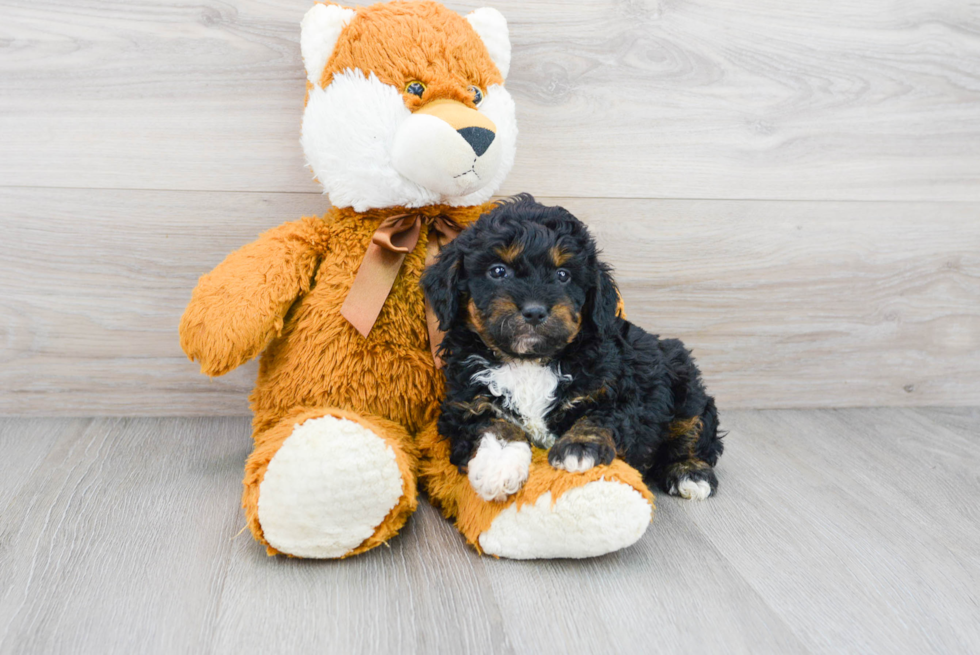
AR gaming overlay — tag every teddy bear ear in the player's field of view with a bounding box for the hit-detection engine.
[301,3,356,86]
[466,7,511,80]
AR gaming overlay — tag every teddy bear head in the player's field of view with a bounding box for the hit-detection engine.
[300,1,517,212]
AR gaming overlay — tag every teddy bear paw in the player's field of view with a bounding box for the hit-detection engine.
[478,479,652,559]
[256,415,405,558]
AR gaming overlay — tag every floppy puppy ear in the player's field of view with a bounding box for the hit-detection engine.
[421,241,466,331]
[588,262,621,337]
[301,3,356,86]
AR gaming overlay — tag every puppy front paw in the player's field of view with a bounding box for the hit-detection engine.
[549,436,615,473]
[468,433,532,502]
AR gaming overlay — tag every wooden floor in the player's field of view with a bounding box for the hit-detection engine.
[1,408,977,655]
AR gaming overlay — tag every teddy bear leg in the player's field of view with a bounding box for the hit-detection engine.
[242,407,418,558]
[476,464,654,559]
[418,422,654,560]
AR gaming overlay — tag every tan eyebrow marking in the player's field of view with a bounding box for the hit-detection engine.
[550,246,572,267]
[496,243,523,263]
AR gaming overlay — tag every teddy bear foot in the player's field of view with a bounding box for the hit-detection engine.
[418,422,655,560]
[478,479,652,559]
[244,409,418,558]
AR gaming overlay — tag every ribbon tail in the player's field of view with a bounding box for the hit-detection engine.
[424,297,445,369]
[341,243,409,338]
[423,232,449,368]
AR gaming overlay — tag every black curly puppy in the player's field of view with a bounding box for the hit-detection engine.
[422,194,723,503]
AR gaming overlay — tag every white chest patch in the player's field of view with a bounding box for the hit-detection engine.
[471,360,571,448]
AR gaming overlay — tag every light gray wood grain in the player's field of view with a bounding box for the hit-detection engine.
[577,197,980,409]
[0,0,978,200]
[2,187,977,415]
[0,418,83,512]
[1,411,978,654]
[689,409,980,653]
[912,406,980,437]
[480,515,807,655]
[0,417,251,654]
[209,502,513,655]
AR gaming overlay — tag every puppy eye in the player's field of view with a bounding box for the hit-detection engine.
[556,269,571,284]
[469,85,484,106]
[405,81,426,98]
[488,264,510,280]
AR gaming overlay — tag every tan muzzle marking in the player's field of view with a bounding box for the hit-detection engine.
[415,98,496,133]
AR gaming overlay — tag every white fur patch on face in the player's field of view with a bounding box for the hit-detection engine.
[301,70,517,211]
[302,70,422,211]
[553,452,596,473]
[470,360,571,448]
[468,433,532,502]
[479,481,653,559]
[671,477,713,501]
[257,415,404,558]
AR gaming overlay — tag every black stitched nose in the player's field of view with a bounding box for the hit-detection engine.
[457,127,495,157]
[521,303,548,326]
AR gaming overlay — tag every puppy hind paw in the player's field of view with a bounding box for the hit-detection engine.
[672,478,712,500]
[468,434,532,502]
[664,468,718,501]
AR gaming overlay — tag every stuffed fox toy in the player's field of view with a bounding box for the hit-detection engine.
[180,0,654,560]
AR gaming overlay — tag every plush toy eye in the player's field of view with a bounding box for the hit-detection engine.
[488,264,510,280]
[469,85,484,106]
[405,81,426,98]
[556,269,571,284]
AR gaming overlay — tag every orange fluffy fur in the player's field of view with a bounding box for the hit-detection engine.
[180,1,653,557]
[318,2,504,104]
[181,203,487,554]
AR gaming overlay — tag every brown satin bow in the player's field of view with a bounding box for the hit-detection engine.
[340,213,462,367]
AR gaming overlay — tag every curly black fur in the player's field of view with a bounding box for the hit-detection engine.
[422,194,724,497]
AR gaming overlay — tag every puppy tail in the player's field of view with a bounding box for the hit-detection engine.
[695,397,725,466]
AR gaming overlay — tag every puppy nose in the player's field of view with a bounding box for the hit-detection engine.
[457,127,495,157]
[521,303,548,326]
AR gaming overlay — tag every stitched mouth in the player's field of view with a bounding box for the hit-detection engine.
[453,158,480,180]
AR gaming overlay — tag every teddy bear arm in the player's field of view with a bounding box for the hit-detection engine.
[179,219,325,377]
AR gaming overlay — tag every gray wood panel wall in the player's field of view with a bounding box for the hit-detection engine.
[1,0,978,414]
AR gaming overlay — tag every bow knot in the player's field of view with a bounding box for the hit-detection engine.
[340,213,463,367]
